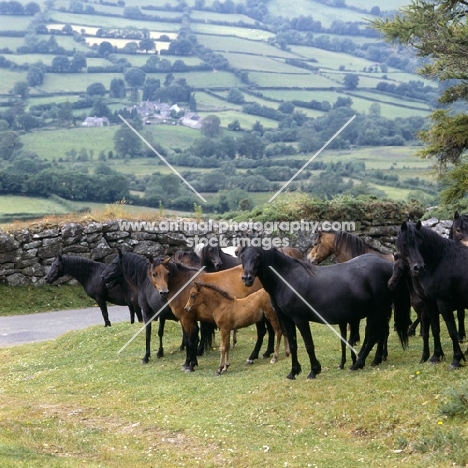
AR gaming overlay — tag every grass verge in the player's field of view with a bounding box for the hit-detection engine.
[0,285,95,316]
[0,318,468,467]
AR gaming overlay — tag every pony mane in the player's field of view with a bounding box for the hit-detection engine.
[268,247,317,276]
[120,251,150,286]
[61,255,103,275]
[173,250,201,267]
[196,281,234,300]
[334,231,378,257]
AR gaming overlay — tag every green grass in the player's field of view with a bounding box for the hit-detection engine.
[248,71,339,88]
[0,313,467,467]
[49,12,181,32]
[21,126,117,160]
[190,23,275,41]
[0,284,95,315]
[0,69,28,94]
[39,72,123,93]
[196,34,297,58]
[223,53,304,73]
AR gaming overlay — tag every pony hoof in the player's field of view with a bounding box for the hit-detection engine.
[306,373,316,379]
[245,359,254,365]
[270,357,278,364]
[286,373,296,380]
[141,359,149,364]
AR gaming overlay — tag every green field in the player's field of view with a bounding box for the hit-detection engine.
[0,316,466,467]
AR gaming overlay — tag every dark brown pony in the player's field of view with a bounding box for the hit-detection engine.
[184,282,288,374]
[307,230,393,264]
[149,259,276,372]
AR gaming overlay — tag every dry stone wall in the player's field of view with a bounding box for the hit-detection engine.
[0,217,452,286]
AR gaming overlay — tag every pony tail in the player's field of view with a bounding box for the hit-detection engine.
[392,280,411,349]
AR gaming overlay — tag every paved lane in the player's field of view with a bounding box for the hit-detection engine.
[0,306,131,347]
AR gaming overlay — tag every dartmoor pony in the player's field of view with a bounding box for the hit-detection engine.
[307,230,393,264]
[396,220,468,369]
[198,244,240,272]
[239,247,410,379]
[449,211,468,342]
[101,250,183,363]
[184,282,288,374]
[149,259,283,372]
[45,254,142,326]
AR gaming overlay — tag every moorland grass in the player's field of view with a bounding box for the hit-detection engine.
[0,316,467,467]
[0,284,95,316]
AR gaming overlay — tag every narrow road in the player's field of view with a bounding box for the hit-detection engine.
[0,306,131,347]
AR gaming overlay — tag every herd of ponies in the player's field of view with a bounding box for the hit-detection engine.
[44,212,468,379]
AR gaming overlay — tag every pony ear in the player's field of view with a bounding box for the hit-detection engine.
[148,254,154,263]
[57,253,63,261]
[416,220,422,230]
[194,281,202,289]
[117,248,123,258]
[162,256,171,265]
[400,221,408,232]
[455,211,460,219]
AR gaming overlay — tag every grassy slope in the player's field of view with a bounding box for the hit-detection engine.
[0,319,466,467]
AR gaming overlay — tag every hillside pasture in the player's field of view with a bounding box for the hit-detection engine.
[346,0,410,10]
[0,319,466,467]
[0,69,27,94]
[197,109,279,130]
[39,72,123,93]
[247,71,339,88]
[191,10,257,24]
[189,23,275,41]
[0,14,30,30]
[49,11,181,33]
[21,126,116,160]
[223,52,306,74]
[196,34,297,58]
[268,0,371,25]
[0,36,26,50]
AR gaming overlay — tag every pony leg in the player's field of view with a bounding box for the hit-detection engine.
[217,330,230,375]
[281,315,302,380]
[426,304,444,363]
[157,317,165,358]
[419,309,431,363]
[270,323,283,364]
[338,322,347,370]
[97,301,111,327]
[351,315,382,370]
[295,318,321,379]
[457,308,466,342]
[439,304,465,369]
[263,317,275,358]
[246,318,266,364]
[142,313,152,364]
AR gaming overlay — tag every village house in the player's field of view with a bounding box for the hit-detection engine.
[82,116,110,127]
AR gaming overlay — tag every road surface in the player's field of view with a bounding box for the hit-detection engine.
[0,306,131,347]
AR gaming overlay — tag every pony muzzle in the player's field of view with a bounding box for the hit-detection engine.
[411,263,425,275]
[242,274,254,287]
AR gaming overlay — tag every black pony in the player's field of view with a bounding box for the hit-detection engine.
[101,250,178,363]
[45,254,142,326]
[101,250,215,363]
[240,247,410,379]
[198,244,240,271]
[449,211,468,342]
[396,220,468,369]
